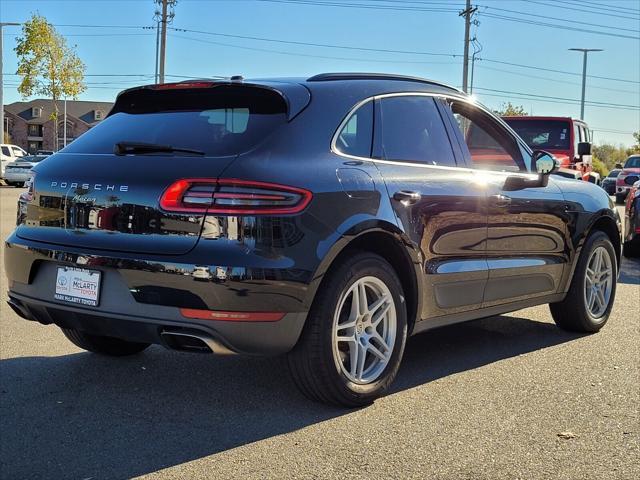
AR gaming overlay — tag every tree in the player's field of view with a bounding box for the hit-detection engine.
[15,14,85,150]
[493,102,529,117]
[629,131,640,155]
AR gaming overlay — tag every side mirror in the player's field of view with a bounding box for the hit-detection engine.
[504,150,558,191]
[578,142,591,156]
[533,150,559,175]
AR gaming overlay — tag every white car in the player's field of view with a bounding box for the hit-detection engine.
[1,144,27,178]
[3,154,48,186]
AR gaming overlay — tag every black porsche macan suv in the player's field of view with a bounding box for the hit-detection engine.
[5,74,622,406]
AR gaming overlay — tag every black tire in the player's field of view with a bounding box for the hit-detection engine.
[287,251,407,407]
[615,194,625,205]
[550,231,617,333]
[61,328,150,356]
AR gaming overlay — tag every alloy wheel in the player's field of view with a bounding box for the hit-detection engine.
[331,276,397,385]
[584,246,613,318]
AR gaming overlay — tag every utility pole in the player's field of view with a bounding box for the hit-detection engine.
[156,0,176,84]
[460,1,477,93]
[0,22,21,144]
[569,48,603,120]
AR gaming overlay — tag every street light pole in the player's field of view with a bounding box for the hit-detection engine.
[0,22,21,144]
[569,48,603,120]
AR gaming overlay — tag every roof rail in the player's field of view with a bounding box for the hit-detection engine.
[307,72,462,93]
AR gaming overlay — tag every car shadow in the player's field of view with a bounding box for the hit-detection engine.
[0,315,583,479]
[619,256,640,285]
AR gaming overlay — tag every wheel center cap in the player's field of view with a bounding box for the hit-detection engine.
[355,321,364,334]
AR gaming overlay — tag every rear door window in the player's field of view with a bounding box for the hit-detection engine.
[374,96,456,166]
[62,85,287,157]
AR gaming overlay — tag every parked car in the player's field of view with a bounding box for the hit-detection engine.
[1,143,27,179]
[615,155,640,204]
[623,179,640,257]
[502,116,599,184]
[3,154,49,187]
[36,150,55,156]
[5,74,622,406]
[602,169,621,195]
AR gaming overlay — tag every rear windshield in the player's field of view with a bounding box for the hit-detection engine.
[625,156,640,168]
[607,170,621,178]
[503,119,570,150]
[62,85,287,157]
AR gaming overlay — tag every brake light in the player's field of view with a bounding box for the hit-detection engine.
[180,308,285,322]
[159,178,312,215]
[152,81,216,90]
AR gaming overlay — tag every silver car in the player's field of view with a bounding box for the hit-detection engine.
[3,155,48,186]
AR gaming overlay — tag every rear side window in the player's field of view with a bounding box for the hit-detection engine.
[1,146,10,156]
[335,101,373,158]
[376,96,456,166]
[63,86,287,157]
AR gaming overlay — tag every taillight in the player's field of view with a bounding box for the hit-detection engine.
[159,178,312,215]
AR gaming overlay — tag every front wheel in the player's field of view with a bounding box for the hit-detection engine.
[287,252,407,407]
[550,231,617,333]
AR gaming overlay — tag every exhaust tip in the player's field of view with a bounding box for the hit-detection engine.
[161,330,236,355]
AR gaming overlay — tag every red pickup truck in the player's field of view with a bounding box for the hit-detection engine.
[502,116,600,184]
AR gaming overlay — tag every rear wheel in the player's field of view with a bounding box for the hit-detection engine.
[287,252,407,407]
[62,328,150,356]
[550,231,617,332]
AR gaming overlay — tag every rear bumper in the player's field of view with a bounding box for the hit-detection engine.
[7,292,306,355]
[3,171,30,183]
[4,233,312,355]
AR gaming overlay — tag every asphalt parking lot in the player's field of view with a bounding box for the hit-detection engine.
[0,185,638,480]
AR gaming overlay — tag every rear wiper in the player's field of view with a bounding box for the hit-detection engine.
[114,141,204,156]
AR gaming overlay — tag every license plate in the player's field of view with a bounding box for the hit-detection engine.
[55,267,101,307]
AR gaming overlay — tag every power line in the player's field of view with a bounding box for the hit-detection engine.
[475,65,639,95]
[472,86,640,110]
[480,4,639,32]
[518,0,639,21]
[169,33,460,64]
[169,26,462,57]
[480,57,640,85]
[478,11,639,40]
[253,0,461,12]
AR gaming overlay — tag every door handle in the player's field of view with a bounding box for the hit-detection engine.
[489,194,512,208]
[393,190,421,205]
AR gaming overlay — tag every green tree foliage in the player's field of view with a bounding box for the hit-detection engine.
[631,132,640,154]
[592,143,631,171]
[15,14,86,149]
[591,156,608,178]
[493,102,529,117]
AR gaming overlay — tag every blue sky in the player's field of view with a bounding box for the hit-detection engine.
[1,0,639,146]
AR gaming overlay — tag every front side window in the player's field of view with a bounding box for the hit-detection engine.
[335,100,373,158]
[446,101,525,172]
[375,96,456,166]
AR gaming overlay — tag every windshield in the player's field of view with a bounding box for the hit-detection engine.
[504,119,571,150]
[62,85,287,157]
[624,156,640,168]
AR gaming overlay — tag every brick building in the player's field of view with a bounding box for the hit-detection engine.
[3,99,113,153]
